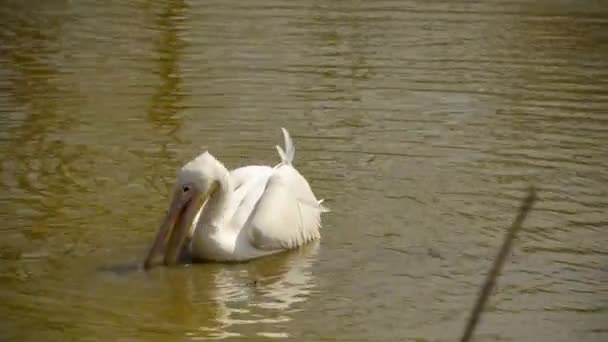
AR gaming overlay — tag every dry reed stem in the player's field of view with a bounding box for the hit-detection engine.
[460,186,537,342]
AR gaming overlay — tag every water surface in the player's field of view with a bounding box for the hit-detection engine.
[1,0,607,341]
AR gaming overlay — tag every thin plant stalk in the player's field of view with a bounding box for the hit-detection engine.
[460,186,537,342]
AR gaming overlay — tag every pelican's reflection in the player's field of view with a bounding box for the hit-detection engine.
[162,242,320,339]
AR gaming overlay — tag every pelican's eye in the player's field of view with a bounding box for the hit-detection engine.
[182,185,191,193]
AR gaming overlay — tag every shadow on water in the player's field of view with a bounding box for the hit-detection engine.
[0,5,94,340]
[147,0,187,139]
[139,0,189,193]
[97,261,144,275]
[0,2,85,255]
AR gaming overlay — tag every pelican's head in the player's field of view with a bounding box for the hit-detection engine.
[143,152,221,269]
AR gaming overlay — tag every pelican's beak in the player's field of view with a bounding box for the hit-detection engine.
[143,186,204,269]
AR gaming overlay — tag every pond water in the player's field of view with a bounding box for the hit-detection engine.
[0,0,606,341]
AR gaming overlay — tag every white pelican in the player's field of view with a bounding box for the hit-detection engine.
[144,128,329,268]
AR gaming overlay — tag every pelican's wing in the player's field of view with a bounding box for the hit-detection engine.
[230,165,272,191]
[226,165,273,228]
[244,164,327,250]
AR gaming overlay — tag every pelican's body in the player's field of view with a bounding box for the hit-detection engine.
[144,128,328,267]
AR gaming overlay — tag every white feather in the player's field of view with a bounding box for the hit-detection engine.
[275,127,295,165]
[181,128,328,262]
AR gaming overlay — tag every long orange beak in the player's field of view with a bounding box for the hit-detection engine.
[143,187,201,269]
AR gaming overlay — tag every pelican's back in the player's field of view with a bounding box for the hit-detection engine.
[241,128,327,250]
[246,163,324,250]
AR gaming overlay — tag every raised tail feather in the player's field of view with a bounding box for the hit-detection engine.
[275,128,329,213]
[275,127,295,165]
[318,199,330,213]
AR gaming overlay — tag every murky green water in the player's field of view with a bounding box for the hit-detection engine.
[1,0,607,341]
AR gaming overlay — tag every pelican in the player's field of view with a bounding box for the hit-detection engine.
[143,128,329,268]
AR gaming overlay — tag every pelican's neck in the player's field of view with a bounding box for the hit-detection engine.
[201,164,232,227]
